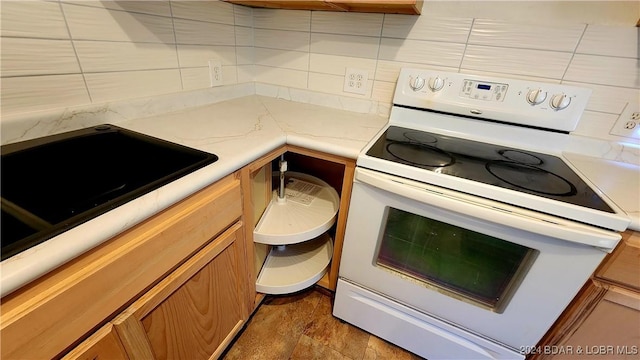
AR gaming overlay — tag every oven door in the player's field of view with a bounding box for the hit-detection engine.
[337,168,616,351]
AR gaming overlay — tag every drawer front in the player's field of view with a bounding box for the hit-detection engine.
[61,323,128,360]
[597,231,640,291]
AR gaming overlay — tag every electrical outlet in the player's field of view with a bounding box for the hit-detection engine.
[343,68,368,95]
[610,100,640,139]
[208,59,223,87]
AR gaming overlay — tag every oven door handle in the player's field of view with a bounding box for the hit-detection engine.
[356,168,621,250]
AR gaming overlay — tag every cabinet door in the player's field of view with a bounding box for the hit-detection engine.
[552,286,640,359]
[1,174,242,360]
[113,222,247,360]
[62,323,128,360]
[596,231,640,291]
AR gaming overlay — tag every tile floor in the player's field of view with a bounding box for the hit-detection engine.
[222,287,425,360]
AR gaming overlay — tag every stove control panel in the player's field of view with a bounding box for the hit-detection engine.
[396,68,592,132]
[460,79,508,102]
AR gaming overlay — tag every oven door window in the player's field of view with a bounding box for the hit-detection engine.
[376,207,538,313]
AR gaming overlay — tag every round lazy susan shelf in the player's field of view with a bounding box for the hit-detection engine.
[253,171,340,295]
[255,233,333,295]
[253,172,339,245]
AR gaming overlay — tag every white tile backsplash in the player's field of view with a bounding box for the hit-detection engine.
[237,64,255,83]
[85,69,182,103]
[235,26,254,47]
[577,25,639,58]
[2,2,638,146]
[177,44,237,67]
[1,1,70,39]
[75,41,179,72]
[310,33,379,59]
[311,12,383,37]
[374,60,457,82]
[572,111,619,140]
[254,65,308,88]
[236,47,254,65]
[309,53,377,77]
[254,48,309,71]
[255,29,310,52]
[253,8,310,31]
[173,19,235,46]
[181,66,238,91]
[468,19,585,52]
[234,5,253,27]
[378,38,465,67]
[564,54,640,88]
[62,3,175,43]
[461,69,561,83]
[461,45,573,79]
[223,65,240,85]
[371,80,395,103]
[1,38,80,77]
[0,75,90,115]
[64,1,172,17]
[382,15,472,43]
[170,1,235,24]
[563,82,640,114]
[181,67,211,91]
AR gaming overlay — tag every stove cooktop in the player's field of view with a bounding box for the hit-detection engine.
[365,126,614,213]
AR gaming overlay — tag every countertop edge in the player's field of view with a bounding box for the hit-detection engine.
[0,95,382,297]
[3,95,638,297]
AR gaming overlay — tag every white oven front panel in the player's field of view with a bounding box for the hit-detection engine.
[337,169,608,350]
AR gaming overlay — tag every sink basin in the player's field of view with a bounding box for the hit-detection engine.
[1,124,218,260]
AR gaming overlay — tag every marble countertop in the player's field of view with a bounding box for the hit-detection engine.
[0,95,388,296]
[2,94,638,297]
[564,152,640,231]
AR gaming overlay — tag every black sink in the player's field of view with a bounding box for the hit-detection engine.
[1,124,218,260]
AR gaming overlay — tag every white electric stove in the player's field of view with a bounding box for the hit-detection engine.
[334,68,630,360]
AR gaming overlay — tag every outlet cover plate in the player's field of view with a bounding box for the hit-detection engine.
[610,100,640,139]
[343,68,368,95]
[209,59,223,87]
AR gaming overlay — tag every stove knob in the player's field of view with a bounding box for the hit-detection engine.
[409,76,425,91]
[550,93,571,111]
[428,77,445,92]
[526,88,547,105]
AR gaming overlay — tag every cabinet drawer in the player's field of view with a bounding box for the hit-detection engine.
[1,174,242,360]
[552,286,640,360]
[597,231,640,291]
[61,323,128,360]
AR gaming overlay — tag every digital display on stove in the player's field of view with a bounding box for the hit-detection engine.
[365,126,615,213]
[477,84,491,90]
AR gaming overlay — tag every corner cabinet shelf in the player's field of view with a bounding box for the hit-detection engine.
[241,145,356,304]
[256,234,334,294]
[254,172,339,294]
[254,172,339,245]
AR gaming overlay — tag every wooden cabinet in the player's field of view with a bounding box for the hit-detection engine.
[532,230,640,359]
[241,145,355,308]
[113,222,247,360]
[61,324,128,360]
[224,0,423,15]
[597,231,640,291]
[1,145,357,359]
[552,286,639,359]
[0,173,244,359]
